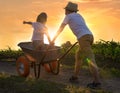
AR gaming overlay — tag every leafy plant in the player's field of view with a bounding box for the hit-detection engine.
[0,47,23,60]
[92,39,120,62]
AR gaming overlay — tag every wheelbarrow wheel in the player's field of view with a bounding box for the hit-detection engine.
[16,56,30,77]
[43,61,60,74]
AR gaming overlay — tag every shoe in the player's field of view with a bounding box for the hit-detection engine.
[69,76,79,83]
[87,82,101,89]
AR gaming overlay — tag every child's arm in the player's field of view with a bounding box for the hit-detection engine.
[51,23,66,43]
[45,32,51,44]
[44,29,51,44]
[23,21,32,25]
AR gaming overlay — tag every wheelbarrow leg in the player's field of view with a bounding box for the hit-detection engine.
[33,62,37,78]
[32,61,41,79]
[37,62,41,79]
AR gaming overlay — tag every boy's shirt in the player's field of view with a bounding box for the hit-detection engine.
[62,12,92,39]
[31,22,47,41]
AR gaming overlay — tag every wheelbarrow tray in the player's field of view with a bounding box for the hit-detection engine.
[18,42,61,63]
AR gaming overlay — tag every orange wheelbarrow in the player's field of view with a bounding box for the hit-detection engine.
[16,42,78,79]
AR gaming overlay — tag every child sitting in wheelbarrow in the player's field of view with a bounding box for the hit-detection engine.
[23,12,51,50]
[22,12,57,75]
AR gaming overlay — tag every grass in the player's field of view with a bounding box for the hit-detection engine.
[0,70,112,93]
[0,73,68,93]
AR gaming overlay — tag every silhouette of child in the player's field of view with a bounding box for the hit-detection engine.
[52,2,101,89]
[23,12,51,50]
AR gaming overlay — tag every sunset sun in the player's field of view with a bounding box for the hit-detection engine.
[44,31,55,44]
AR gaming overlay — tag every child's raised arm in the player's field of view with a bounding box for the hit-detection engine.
[23,21,32,25]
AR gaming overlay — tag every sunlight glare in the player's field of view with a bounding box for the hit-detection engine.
[86,58,98,69]
[44,31,55,44]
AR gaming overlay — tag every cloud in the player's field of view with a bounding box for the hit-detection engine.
[76,0,120,18]
[66,0,112,3]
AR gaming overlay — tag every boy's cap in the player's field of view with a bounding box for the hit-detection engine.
[64,2,78,12]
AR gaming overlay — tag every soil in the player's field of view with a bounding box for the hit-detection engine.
[0,61,120,93]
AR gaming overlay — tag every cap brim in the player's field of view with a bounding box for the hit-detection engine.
[63,8,79,11]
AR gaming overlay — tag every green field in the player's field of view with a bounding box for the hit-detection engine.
[0,40,120,93]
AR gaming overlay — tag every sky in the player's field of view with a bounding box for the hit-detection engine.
[0,0,120,49]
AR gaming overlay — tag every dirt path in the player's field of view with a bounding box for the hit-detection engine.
[0,61,120,93]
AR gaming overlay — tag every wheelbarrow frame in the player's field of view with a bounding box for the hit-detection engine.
[16,42,78,79]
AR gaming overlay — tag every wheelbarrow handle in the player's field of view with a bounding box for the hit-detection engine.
[58,42,78,62]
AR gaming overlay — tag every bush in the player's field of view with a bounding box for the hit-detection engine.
[0,47,23,60]
[92,39,120,62]
[61,40,120,69]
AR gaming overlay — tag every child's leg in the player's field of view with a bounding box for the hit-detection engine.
[74,48,83,77]
[32,40,43,50]
[78,34,100,83]
[32,41,38,50]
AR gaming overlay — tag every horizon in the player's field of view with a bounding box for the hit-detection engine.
[0,0,120,49]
